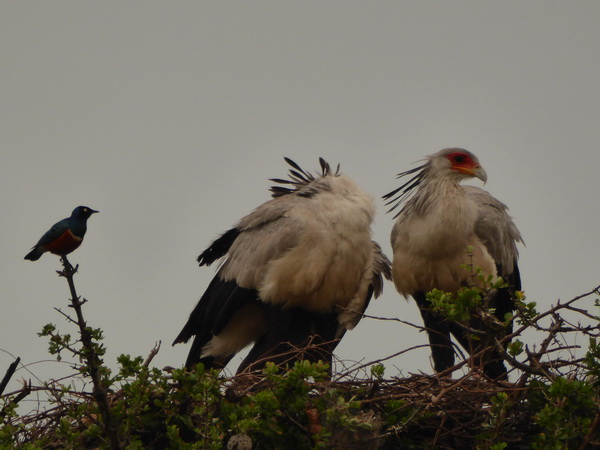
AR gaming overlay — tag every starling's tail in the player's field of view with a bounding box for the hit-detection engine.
[24,247,43,261]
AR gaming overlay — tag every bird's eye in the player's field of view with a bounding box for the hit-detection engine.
[83,208,88,212]
[453,155,465,163]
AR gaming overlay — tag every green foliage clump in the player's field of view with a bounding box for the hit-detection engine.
[531,377,598,448]
[1,352,393,449]
[1,259,599,448]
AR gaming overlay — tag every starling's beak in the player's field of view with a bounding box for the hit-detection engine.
[90,209,99,214]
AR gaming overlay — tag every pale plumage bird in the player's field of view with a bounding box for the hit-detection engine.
[174,158,391,374]
[384,148,523,378]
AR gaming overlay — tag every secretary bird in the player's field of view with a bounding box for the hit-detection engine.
[174,158,391,374]
[384,148,522,379]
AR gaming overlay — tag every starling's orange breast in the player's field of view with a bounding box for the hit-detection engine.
[43,229,83,256]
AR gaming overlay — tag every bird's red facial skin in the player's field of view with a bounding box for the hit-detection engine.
[446,152,480,175]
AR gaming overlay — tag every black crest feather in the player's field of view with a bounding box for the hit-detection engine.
[382,163,427,218]
[269,157,339,198]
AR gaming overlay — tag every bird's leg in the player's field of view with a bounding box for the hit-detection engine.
[448,318,508,380]
[237,307,338,376]
[57,256,79,277]
[414,292,456,374]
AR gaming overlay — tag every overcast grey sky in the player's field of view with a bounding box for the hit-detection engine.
[2,2,599,396]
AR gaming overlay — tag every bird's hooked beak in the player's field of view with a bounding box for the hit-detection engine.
[457,165,488,184]
[473,165,487,184]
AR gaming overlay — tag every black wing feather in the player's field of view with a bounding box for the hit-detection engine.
[237,304,339,373]
[197,228,240,266]
[173,276,261,370]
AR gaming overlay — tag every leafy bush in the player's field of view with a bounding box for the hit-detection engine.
[1,258,599,448]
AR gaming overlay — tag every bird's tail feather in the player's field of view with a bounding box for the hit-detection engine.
[24,247,43,261]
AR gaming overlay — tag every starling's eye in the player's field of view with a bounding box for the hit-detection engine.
[83,208,88,213]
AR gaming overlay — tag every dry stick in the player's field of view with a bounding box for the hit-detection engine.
[143,341,162,368]
[333,344,433,382]
[57,256,120,450]
[0,358,31,421]
[0,357,20,397]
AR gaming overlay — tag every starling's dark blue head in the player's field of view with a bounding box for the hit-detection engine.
[71,206,99,220]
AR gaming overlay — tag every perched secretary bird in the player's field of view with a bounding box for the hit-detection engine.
[384,148,522,379]
[174,158,391,374]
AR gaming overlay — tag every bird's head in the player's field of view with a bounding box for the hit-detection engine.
[71,206,99,220]
[429,148,487,184]
[383,147,488,217]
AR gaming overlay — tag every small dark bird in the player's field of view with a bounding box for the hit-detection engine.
[24,206,98,261]
[173,158,391,374]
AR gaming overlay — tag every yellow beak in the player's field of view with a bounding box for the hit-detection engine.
[457,165,488,183]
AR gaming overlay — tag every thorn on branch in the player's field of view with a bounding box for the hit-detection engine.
[67,297,87,309]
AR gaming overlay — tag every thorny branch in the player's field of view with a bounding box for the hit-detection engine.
[57,256,121,450]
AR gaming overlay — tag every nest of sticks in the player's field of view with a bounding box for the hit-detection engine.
[2,286,599,448]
